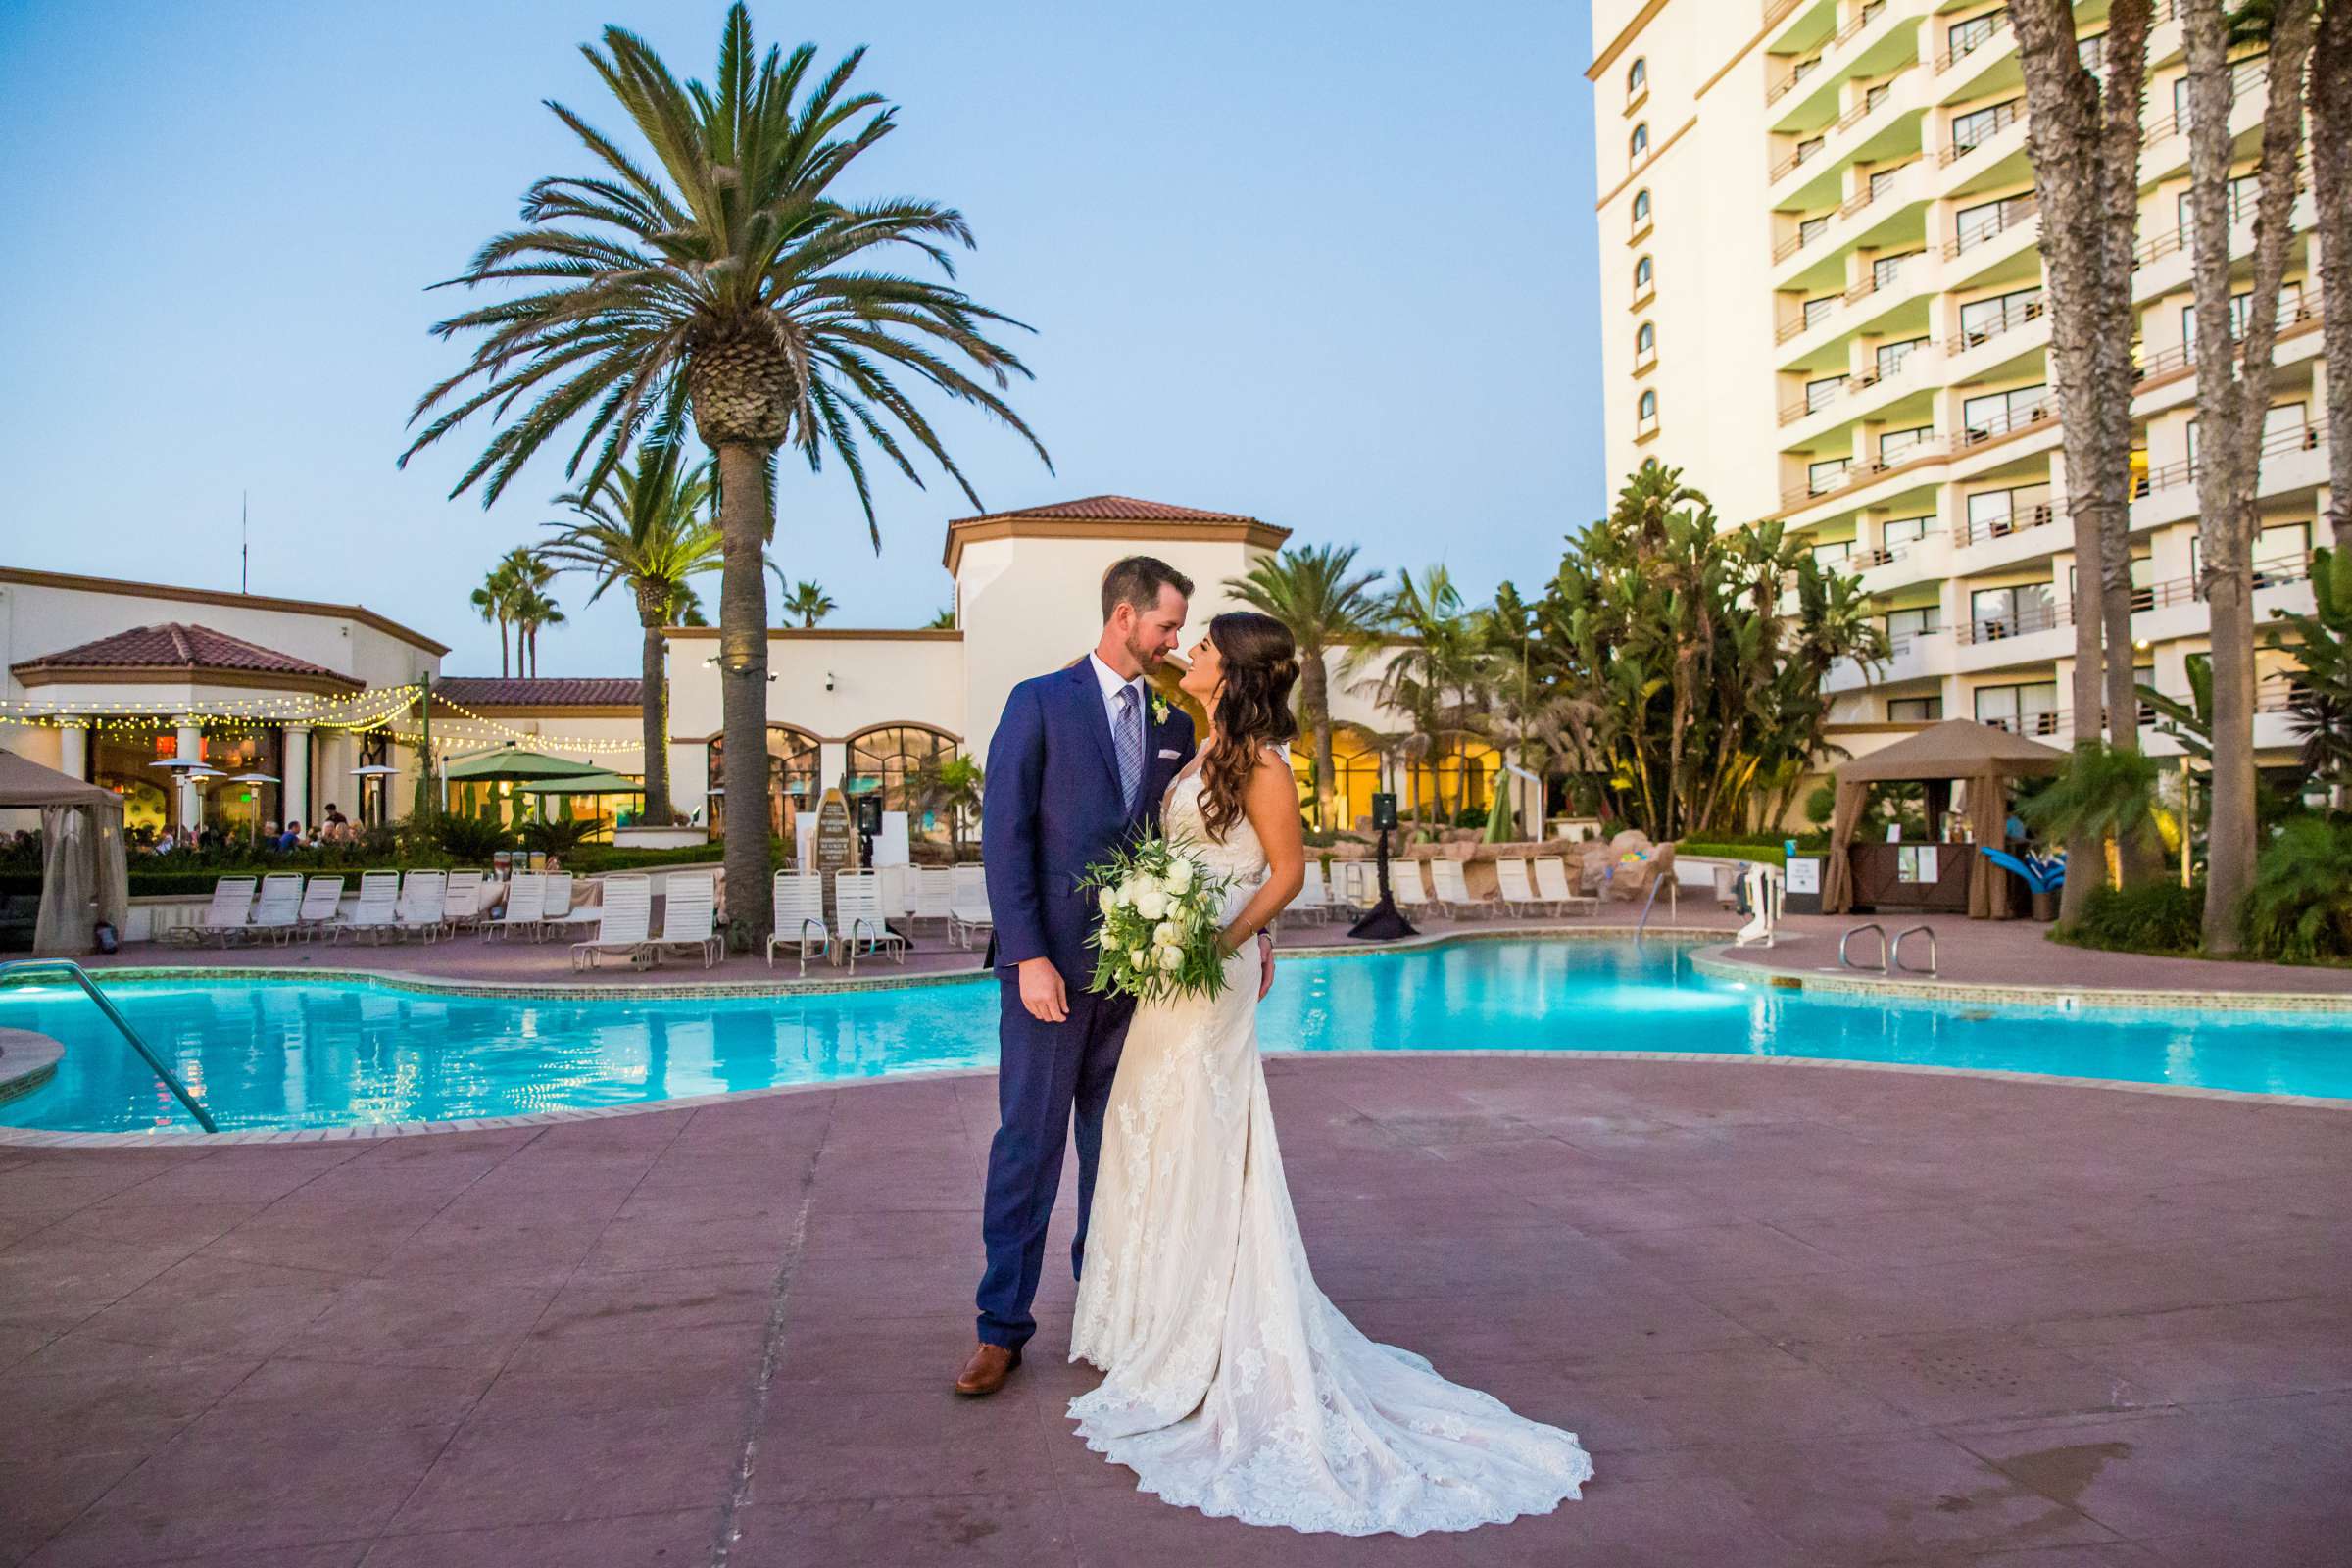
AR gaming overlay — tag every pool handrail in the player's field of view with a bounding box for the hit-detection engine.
[1893,923,1938,976]
[0,958,219,1133]
[1839,922,1889,973]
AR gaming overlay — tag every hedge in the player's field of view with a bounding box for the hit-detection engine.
[1677,842,1788,867]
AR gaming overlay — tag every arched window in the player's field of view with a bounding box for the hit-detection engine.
[1638,389,1659,430]
[846,724,960,836]
[1628,57,1648,96]
[1291,726,1388,831]
[1631,188,1651,227]
[1406,733,1501,825]
[706,725,818,837]
[1636,320,1656,359]
[1634,255,1654,293]
[1630,122,1650,162]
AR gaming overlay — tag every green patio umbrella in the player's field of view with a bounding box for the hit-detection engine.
[443,747,607,782]
[518,771,644,797]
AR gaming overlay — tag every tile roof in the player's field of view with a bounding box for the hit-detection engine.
[15,622,355,684]
[434,677,644,708]
[950,494,1264,525]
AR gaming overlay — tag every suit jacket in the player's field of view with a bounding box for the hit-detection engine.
[983,661,1197,975]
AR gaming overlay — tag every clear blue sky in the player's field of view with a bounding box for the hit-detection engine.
[0,0,1600,676]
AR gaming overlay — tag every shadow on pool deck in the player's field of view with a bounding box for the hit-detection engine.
[1,1054,2347,1565]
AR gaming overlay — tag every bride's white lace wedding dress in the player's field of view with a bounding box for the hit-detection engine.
[1067,769,1592,1535]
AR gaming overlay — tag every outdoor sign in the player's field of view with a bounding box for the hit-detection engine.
[1784,858,1820,896]
[812,788,856,925]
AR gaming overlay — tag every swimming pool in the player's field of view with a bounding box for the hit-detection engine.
[1,941,2345,1135]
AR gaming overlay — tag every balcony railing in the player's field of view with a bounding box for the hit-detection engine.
[2134,296,2316,384]
[1961,495,2059,547]
[2133,417,2327,498]
[1944,296,2045,356]
[1934,9,2012,73]
[2137,549,2314,611]
[2142,55,2270,143]
[1765,0,1803,28]
[1944,196,2038,258]
[1778,413,2063,514]
[1776,350,1936,425]
[1955,596,2073,646]
[1938,99,2024,166]
[1854,532,1947,570]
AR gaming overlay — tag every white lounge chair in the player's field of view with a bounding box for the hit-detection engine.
[1286,860,1333,925]
[295,875,346,940]
[1329,860,1372,912]
[487,872,546,942]
[1494,858,1545,917]
[909,867,956,936]
[249,873,305,944]
[834,870,907,972]
[540,872,603,942]
[330,872,400,944]
[645,873,721,968]
[1534,858,1597,916]
[395,870,449,942]
[179,876,257,947]
[1429,858,1494,919]
[1389,858,1431,912]
[767,871,831,973]
[442,870,487,933]
[948,864,993,951]
[571,873,653,970]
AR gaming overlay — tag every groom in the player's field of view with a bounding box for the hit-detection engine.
[957,557,1221,1396]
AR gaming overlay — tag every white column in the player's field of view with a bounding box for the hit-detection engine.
[56,722,88,782]
[282,725,312,830]
[175,720,204,831]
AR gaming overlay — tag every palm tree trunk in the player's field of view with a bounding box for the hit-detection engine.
[2315,1,2352,601]
[498,618,510,680]
[1301,651,1335,829]
[716,440,775,948]
[638,607,673,824]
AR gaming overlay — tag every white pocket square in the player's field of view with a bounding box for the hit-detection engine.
[1157,749,1181,760]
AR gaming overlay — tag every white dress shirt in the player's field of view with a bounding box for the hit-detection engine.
[1088,652,1147,736]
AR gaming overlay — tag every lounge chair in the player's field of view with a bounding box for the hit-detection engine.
[249,873,305,944]
[949,865,993,952]
[542,872,604,943]
[487,872,546,942]
[394,870,449,942]
[909,867,956,936]
[571,873,653,970]
[1494,858,1545,917]
[294,875,346,941]
[442,870,487,933]
[834,870,907,972]
[1288,860,1334,924]
[1330,859,1373,912]
[1389,858,1431,914]
[767,871,831,972]
[645,873,721,968]
[178,876,257,947]
[1534,858,1597,916]
[329,872,399,944]
[1428,858,1494,919]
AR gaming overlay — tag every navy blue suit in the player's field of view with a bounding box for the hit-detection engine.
[976,661,1196,1351]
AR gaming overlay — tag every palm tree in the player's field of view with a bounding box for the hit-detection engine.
[1366,567,1493,823]
[468,567,516,677]
[1226,545,1385,831]
[400,6,1048,946]
[537,440,727,822]
[923,606,956,629]
[511,582,564,676]
[783,580,837,627]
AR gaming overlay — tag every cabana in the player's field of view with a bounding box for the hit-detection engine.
[0,750,130,956]
[1820,719,2067,920]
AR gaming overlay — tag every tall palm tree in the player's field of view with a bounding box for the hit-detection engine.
[468,567,516,677]
[1364,566,1491,822]
[509,573,564,676]
[1226,545,1385,830]
[782,579,837,627]
[400,6,1048,945]
[537,440,727,822]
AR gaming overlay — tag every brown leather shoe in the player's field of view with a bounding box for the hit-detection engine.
[955,1341,1021,1396]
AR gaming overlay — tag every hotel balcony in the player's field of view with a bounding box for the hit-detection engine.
[1936,98,2031,203]
[1825,626,1954,695]
[1929,8,2018,106]
[1952,596,2072,676]
[1767,0,1915,122]
[1856,529,1953,594]
[2130,418,2328,531]
[2132,190,2313,310]
[1942,295,2049,386]
[2137,55,2277,189]
[2131,551,2320,646]
[1772,158,1932,292]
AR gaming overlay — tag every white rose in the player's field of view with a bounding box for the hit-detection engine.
[1164,858,1194,892]
[1117,875,1144,907]
[1130,948,1152,970]
[1102,930,1124,952]
[1153,920,1180,948]
[1133,888,1168,921]
[1099,887,1119,918]
[1157,946,1183,971]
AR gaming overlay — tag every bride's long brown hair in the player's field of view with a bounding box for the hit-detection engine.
[1198,612,1300,843]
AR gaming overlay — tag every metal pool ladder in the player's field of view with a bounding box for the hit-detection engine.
[1838,923,1887,972]
[0,958,218,1132]
[1892,924,1938,976]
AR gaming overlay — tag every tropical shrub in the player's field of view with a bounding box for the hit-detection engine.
[518,818,598,858]
[2056,881,2206,955]
[433,809,514,862]
[2240,816,2352,963]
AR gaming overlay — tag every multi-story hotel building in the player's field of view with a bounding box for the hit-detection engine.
[1586,0,2328,773]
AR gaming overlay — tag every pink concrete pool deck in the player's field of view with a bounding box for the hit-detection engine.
[2,1054,2347,1566]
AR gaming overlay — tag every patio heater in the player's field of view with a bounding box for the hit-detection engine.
[1348,792,1417,942]
[351,763,400,825]
[226,772,280,845]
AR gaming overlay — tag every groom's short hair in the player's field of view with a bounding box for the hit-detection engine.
[1101,556,1193,621]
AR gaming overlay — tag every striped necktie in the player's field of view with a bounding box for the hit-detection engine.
[1114,684,1144,813]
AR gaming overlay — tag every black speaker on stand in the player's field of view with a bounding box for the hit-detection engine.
[1348,792,1418,941]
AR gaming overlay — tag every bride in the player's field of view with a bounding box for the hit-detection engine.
[1067,610,1592,1535]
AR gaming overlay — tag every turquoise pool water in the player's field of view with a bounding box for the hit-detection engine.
[1,941,2345,1135]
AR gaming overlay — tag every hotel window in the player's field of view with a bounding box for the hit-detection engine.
[1813,539,1854,567]
[2178,173,2260,236]
[1630,122,1649,163]
[1883,514,1938,552]
[1974,679,2061,736]
[1632,188,1651,228]
[1634,255,1654,294]
[2180,285,2303,360]
[1808,456,1851,494]
[1637,389,1659,433]
[1876,336,1930,378]
[1627,57,1647,96]
[1799,214,1830,248]
[1965,484,2051,539]
[1888,696,1944,722]
[1802,294,1836,328]
[1635,320,1656,365]
[846,724,960,837]
[2067,555,2154,612]
[1962,384,2050,438]
[1795,133,1825,167]
[1958,284,2043,345]
[1886,605,1943,642]
[707,726,820,838]
[2079,31,2104,77]
[1948,11,2005,62]
[1880,424,1934,463]
[1953,194,2030,251]
[2193,521,2316,582]
[1806,373,1847,413]
[1872,252,1921,293]
[1970,583,2054,640]
[1865,81,1891,115]
[1792,56,1822,87]
[1868,166,1901,205]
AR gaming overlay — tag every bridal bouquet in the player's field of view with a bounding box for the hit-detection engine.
[1078,836,1235,1004]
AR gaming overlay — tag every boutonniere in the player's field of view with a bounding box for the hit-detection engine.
[1150,693,1171,725]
